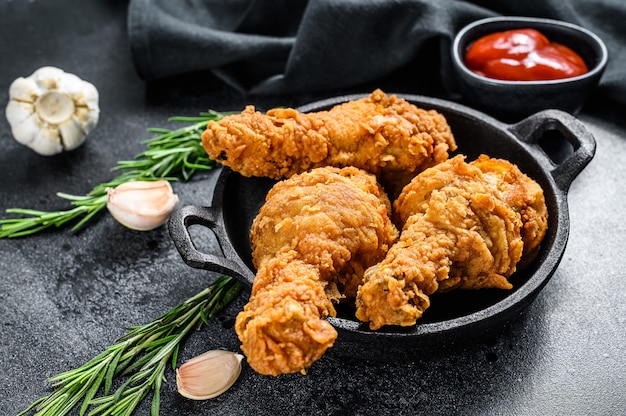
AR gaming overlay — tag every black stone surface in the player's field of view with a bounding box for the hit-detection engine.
[1,2,625,415]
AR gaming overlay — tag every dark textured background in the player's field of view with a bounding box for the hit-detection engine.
[1,1,625,415]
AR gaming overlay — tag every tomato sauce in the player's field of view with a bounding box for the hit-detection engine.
[464,28,588,81]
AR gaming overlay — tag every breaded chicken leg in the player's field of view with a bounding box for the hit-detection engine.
[356,155,548,330]
[471,155,548,266]
[202,89,456,191]
[235,166,398,375]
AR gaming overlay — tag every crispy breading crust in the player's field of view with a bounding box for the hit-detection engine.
[356,155,547,330]
[236,166,398,375]
[202,89,456,191]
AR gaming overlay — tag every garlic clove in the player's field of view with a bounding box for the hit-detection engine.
[5,100,34,127]
[57,71,85,96]
[32,126,63,156]
[8,77,40,102]
[10,113,41,146]
[58,116,86,151]
[106,180,179,231]
[176,350,244,400]
[76,81,100,110]
[32,66,65,90]
[74,104,99,134]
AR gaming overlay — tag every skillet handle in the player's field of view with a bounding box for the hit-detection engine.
[168,205,255,286]
[508,109,596,191]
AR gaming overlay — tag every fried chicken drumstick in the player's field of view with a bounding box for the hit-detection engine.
[202,89,456,191]
[235,166,398,375]
[356,155,548,330]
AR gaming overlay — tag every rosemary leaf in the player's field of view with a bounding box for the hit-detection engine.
[0,111,233,238]
[19,275,243,416]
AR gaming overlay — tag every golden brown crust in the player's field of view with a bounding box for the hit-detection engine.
[236,166,398,375]
[470,154,548,264]
[201,89,456,189]
[356,155,547,330]
[235,254,338,376]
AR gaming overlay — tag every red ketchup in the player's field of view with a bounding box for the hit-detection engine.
[464,28,588,81]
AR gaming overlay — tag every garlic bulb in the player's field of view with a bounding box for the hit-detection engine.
[5,66,99,155]
[106,180,179,231]
[176,350,244,400]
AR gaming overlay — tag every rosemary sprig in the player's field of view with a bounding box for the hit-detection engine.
[0,111,231,238]
[18,275,244,416]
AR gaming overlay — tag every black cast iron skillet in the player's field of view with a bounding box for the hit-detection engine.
[168,94,595,357]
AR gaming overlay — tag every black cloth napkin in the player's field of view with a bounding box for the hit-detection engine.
[128,0,626,103]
